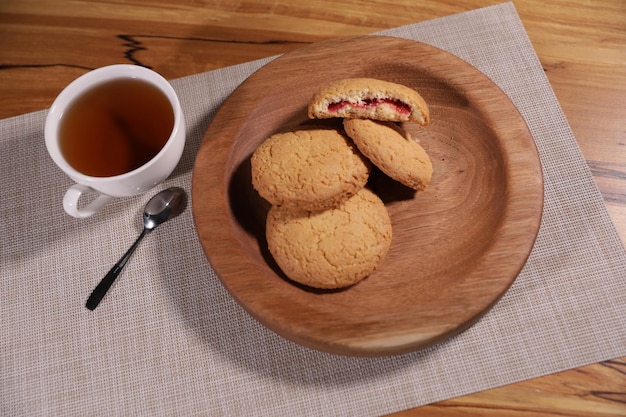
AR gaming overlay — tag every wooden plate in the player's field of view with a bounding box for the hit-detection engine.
[191,36,543,356]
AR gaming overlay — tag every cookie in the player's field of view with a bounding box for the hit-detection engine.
[266,188,392,289]
[308,78,429,125]
[343,118,432,191]
[251,127,371,211]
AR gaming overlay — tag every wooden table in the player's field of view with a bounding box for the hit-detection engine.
[1,1,624,415]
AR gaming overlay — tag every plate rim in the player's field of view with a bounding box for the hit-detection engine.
[191,35,544,356]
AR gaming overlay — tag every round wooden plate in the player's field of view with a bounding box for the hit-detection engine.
[191,36,544,356]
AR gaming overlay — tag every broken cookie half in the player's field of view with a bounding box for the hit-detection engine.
[308,77,429,125]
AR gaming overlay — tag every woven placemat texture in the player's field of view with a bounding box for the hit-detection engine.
[2,3,625,416]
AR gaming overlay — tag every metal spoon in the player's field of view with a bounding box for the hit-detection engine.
[85,187,187,310]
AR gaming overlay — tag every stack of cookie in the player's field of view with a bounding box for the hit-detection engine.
[251,78,432,290]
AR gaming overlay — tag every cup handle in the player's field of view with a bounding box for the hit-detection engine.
[63,184,115,218]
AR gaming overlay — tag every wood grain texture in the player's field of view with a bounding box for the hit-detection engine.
[191,35,543,356]
[389,358,626,417]
[1,0,624,414]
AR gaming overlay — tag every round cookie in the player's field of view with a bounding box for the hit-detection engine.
[343,118,432,191]
[308,78,429,125]
[251,127,371,211]
[266,188,392,289]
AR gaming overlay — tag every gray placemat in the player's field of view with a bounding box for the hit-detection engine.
[2,3,625,416]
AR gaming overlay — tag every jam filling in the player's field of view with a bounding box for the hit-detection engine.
[327,98,411,115]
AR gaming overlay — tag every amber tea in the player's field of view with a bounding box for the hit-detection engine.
[59,77,175,177]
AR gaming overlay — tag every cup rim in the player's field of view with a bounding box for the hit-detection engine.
[44,64,183,182]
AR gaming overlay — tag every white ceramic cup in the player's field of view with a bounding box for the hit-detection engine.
[45,64,185,218]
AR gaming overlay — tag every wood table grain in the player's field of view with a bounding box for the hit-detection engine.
[1,1,624,415]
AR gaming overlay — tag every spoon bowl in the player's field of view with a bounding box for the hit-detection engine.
[144,187,187,229]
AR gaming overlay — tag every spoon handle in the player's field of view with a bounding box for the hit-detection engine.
[86,228,151,310]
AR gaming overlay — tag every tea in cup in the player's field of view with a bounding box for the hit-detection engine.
[45,64,185,218]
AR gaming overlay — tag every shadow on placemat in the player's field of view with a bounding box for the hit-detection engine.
[154,225,439,386]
